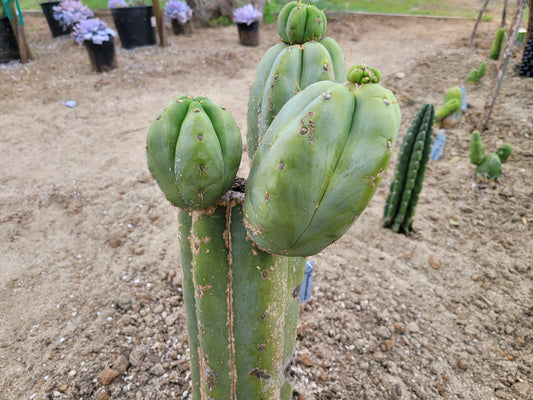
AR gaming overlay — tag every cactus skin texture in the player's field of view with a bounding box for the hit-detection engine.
[383,104,434,235]
[179,192,305,400]
[246,2,344,158]
[277,1,327,45]
[469,130,512,180]
[244,71,401,257]
[146,95,242,210]
[489,27,506,60]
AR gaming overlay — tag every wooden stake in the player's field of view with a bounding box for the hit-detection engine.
[470,0,490,48]
[152,0,167,47]
[501,0,509,27]
[478,0,529,132]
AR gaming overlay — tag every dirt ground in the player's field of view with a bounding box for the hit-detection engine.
[1,9,532,400]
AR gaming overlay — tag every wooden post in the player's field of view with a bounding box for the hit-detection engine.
[501,0,509,27]
[6,0,31,63]
[470,0,491,48]
[152,0,167,47]
[478,0,529,132]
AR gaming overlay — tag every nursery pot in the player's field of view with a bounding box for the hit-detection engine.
[84,39,118,73]
[237,21,259,46]
[0,17,19,63]
[111,6,156,49]
[40,1,70,37]
[171,19,191,36]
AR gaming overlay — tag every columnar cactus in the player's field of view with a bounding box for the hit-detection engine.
[470,130,512,180]
[383,103,434,235]
[246,1,345,158]
[244,66,401,256]
[489,27,506,60]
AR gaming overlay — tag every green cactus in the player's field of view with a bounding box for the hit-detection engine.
[383,103,434,235]
[246,1,345,158]
[466,61,487,84]
[179,191,306,400]
[469,130,512,180]
[146,95,242,210]
[435,86,462,123]
[244,67,401,257]
[489,27,506,60]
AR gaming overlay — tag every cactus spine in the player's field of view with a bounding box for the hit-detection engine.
[383,103,434,235]
[469,130,512,180]
[246,1,345,158]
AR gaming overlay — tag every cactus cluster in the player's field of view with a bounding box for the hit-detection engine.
[466,61,487,84]
[383,104,434,235]
[470,131,512,180]
[489,27,506,60]
[146,2,402,398]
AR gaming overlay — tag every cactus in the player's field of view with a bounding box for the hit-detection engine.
[146,95,242,210]
[244,67,401,257]
[246,1,345,158]
[466,61,487,83]
[435,86,462,123]
[489,27,506,60]
[469,130,512,180]
[383,103,434,235]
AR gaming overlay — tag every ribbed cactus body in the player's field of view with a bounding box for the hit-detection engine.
[179,192,305,400]
[489,27,506,60]
[246,2,344,158]
[244,77,401,256]
[383,103,434,235]
[146,95,242,210]
[469,130,485,165]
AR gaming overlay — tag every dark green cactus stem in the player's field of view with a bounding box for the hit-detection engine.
[489,27,506,60]
[383,103,434,235]
[180,188,305,400]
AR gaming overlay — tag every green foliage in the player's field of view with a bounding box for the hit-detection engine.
[489,27,506,60]
[469,130,512,181]
[383,103,434,235]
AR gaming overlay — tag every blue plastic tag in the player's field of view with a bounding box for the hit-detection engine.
[299,261,314,303]
[461,85,467,111]
[431,131,447,161]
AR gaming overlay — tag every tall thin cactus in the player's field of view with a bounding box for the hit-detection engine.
[383,103,434,235]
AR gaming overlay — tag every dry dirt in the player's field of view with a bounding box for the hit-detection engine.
[1,10,532,400]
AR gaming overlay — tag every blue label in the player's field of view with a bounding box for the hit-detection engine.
[461,85,467,111]
[431,131,447,161]
[299,261,314,303]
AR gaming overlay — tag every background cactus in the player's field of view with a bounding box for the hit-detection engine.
[469,130,512,180]
[146,95,242,210]
[489,27,506,60]
[383,103,434,235]
[466,61,487,83]
[244,69,401,256]
[434,86,462,124]
[246,1,345,158]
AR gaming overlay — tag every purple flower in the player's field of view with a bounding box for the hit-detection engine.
[233,4,262,25]
[108,0,128,8]
[53,0,94,29]
[164,0,193,24]
[72,18,116,44]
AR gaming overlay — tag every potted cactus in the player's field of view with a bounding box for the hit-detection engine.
[72,17,117,72]
[108,0,156,49]
[233,3,262,46]
[163,0,193,35]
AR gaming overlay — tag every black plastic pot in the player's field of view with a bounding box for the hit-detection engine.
[237,21,259,46]
[111,6,156,49]
[171,19,192,36]
[0,16,19,63]
[84,39,118,73]
[40,1,70,37]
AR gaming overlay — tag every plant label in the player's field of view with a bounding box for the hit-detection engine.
[299,261,314,303]
[431,130,447,161]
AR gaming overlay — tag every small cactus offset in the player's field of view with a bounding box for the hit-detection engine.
[383,103,434,235]
[434,86,462,124]
[469,130,512,180]
[246,1,345,158]
[466,61,487,84]
[489,27,506,60]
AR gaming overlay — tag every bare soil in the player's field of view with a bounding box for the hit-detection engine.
[1,10,532,400]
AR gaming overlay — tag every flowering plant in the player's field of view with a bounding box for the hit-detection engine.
[108,0,128,8]
[164,0,193,24]
[233,3,262,25]
[53,0,94,30]
[72,17,117,44]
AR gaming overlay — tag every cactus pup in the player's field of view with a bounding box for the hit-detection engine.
[246,0,345,158]
[466,61,487,84]
[470,130,512,181]
[434,86,462,124]
[244,65,401,257]
[383,103,434,235]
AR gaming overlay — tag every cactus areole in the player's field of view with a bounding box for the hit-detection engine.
[146,95,242,210]
[244,68,401,257]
